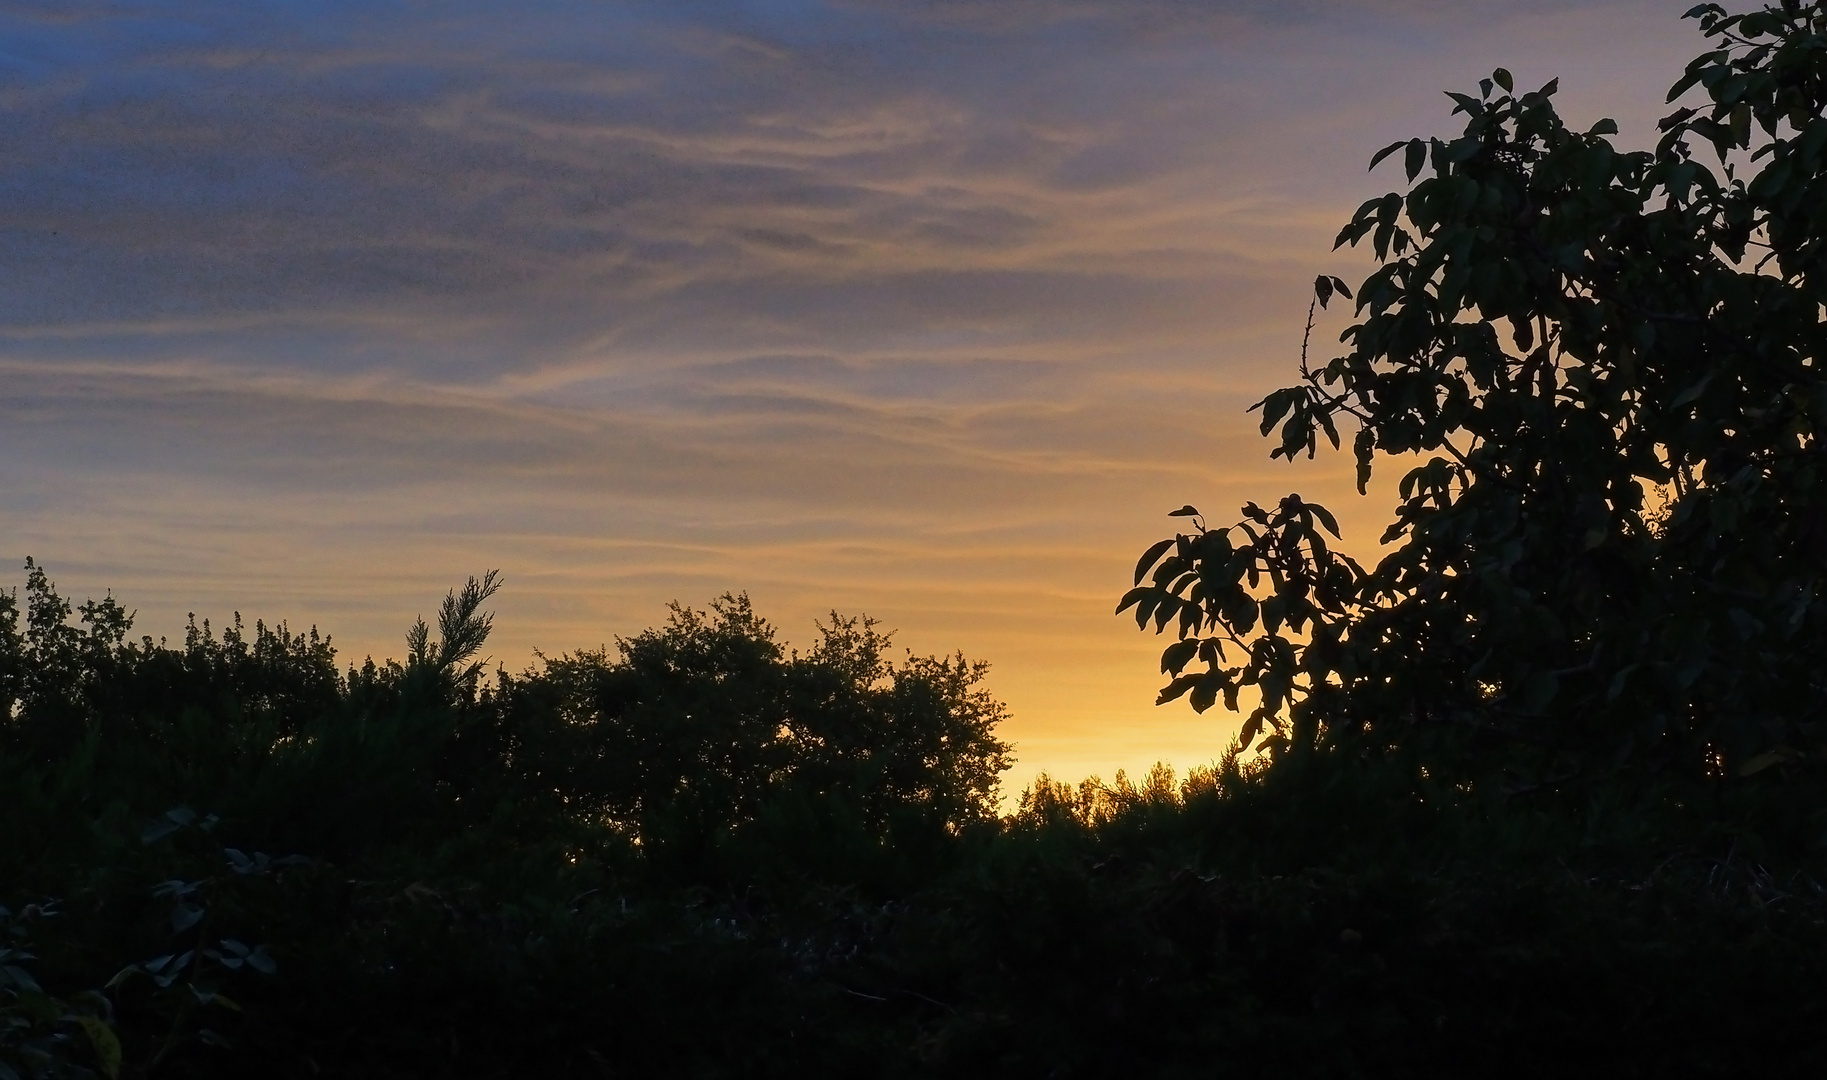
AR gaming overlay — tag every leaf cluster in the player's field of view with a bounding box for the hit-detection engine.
[1125,1,1827,787]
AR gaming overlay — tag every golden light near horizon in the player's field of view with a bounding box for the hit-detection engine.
[1,0,1702,796]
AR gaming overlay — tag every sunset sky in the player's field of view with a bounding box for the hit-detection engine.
[2,0,1703,792]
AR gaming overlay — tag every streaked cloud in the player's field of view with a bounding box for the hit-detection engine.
[0,0,1701,789]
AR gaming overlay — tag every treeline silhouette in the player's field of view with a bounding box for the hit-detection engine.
[2,560,1823,1077]
[13,2,1827,1074]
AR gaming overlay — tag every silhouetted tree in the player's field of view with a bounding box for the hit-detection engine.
[494,594,1010,857]
[1125,1,1827,784]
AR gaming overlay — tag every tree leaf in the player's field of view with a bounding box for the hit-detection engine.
[1160,639,1200,675]
[1521,671,1559,713]
[1132,539,1175,586]
[170,903,205,934]
[1238,712,1264,751]
[1368,139,1406,172]
[2,964,40,993]
[77,1016,122,1080]
[1737,750,1792,776]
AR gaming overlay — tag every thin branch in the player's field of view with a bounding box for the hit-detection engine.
[1300,296,1319,379]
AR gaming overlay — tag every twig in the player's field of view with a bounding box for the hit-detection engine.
[1300,296,1318,379]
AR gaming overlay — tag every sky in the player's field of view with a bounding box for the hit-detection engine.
[1,0,1705,794]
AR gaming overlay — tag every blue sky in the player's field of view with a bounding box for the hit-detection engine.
[0,0,1701,789]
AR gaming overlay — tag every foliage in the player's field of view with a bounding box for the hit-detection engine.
[1123,1,1827,785]
[405,571,503,688]
[10,4,1827,1075]
[0,560,1023,1071]
[0,906,118,1080]
[496,597,1009,858]
[2,550,1826,1075]
[106,810,292,1071]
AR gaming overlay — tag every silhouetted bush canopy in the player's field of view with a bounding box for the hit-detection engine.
[503,596,1009,844]
[8,4,1827,1077]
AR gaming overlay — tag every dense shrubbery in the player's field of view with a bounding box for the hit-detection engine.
[10,3,1827,1075]
[3,561,1825,1077]
[0,562,1033,1076]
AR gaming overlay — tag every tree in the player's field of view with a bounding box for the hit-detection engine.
[405,570,504,689]
[494,594,1012,852]
[0,560,341,764]
[1123,1,1827,782]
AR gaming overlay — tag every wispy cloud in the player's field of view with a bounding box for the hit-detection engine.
[0,0,1702,787]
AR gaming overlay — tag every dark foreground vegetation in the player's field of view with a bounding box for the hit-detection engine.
[3,568,1823,1079]
[11,2,1827,1075]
